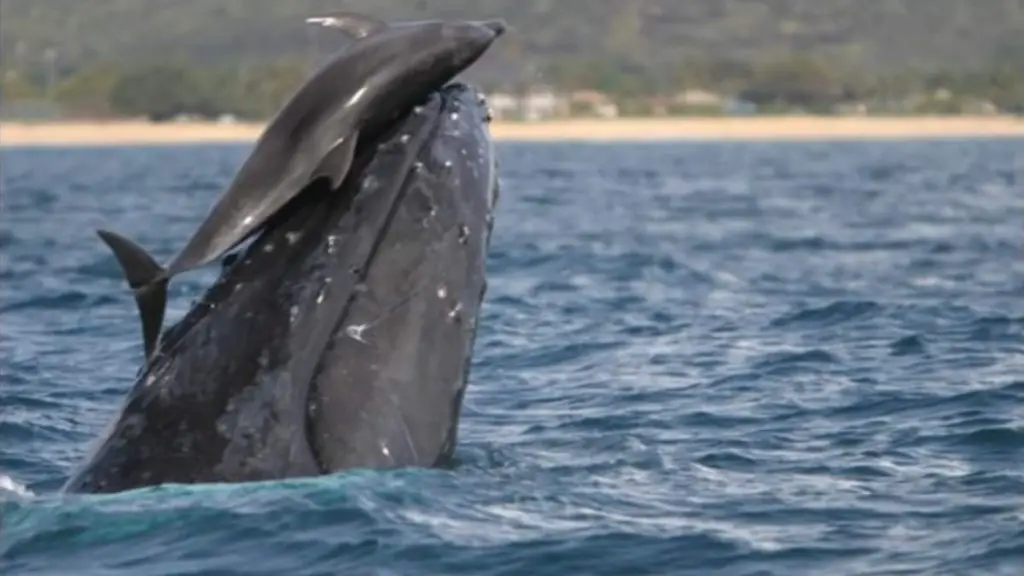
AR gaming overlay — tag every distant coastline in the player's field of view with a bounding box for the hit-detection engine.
[2,116,1023,148]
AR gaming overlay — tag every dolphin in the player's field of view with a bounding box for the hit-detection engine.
[61,82,501,494]
[95,14,505,360]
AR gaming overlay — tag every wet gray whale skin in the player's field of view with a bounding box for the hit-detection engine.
[61,83,499,494]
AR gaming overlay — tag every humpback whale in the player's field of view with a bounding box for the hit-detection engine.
[96,14,505,360]
[62,82,500,494]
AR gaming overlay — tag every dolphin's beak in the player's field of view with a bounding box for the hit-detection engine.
[476,19,507,37]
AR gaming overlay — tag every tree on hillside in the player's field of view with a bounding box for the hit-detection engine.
[233,58,309,119]
[109,63,225,120]
[739,55,845,111]
[54,65,120,115]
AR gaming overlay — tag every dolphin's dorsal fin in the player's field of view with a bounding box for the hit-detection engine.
[304,12,388,39]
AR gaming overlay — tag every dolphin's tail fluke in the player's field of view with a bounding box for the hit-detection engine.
[96,229,169,360]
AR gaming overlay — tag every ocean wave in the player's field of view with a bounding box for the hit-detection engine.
[1,140,1022,574]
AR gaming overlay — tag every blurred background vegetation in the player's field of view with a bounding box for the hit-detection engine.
[2,0,1022,121]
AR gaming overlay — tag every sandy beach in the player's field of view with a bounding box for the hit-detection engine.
[2,116,1023,147]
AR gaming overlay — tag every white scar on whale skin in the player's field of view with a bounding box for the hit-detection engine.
[343,284,422,345]
[382,394,419,465]
[342,247,452,344]
[447,302,463,322]
[345,324,369,343]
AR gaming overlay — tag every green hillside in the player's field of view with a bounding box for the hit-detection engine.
[2,1,1022,120]
[3,0,1023,80]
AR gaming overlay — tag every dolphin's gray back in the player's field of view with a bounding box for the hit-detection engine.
[61,94,450,494]
[238,22,449,190]
[306,83,498,470]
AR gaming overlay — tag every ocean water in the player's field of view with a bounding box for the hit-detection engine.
[1,138,1022,575]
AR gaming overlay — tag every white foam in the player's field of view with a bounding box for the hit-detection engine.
[0,474,33,498]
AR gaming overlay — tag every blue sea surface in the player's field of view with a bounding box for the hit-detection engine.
[1,138,1023,575]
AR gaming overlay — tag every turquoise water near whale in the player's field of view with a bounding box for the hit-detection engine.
[1,139,1022,575]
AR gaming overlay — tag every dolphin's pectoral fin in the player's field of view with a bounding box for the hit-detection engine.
[313,135,359,189]
[304,12,388,39]
[96,229,169,360]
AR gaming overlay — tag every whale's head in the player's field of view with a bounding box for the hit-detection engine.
[297,81,501,471]
[432,82,501,240]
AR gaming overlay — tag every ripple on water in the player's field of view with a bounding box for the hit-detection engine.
[1,140,1023,575]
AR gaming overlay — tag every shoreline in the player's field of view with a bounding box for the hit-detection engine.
[2,116,1023,147]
